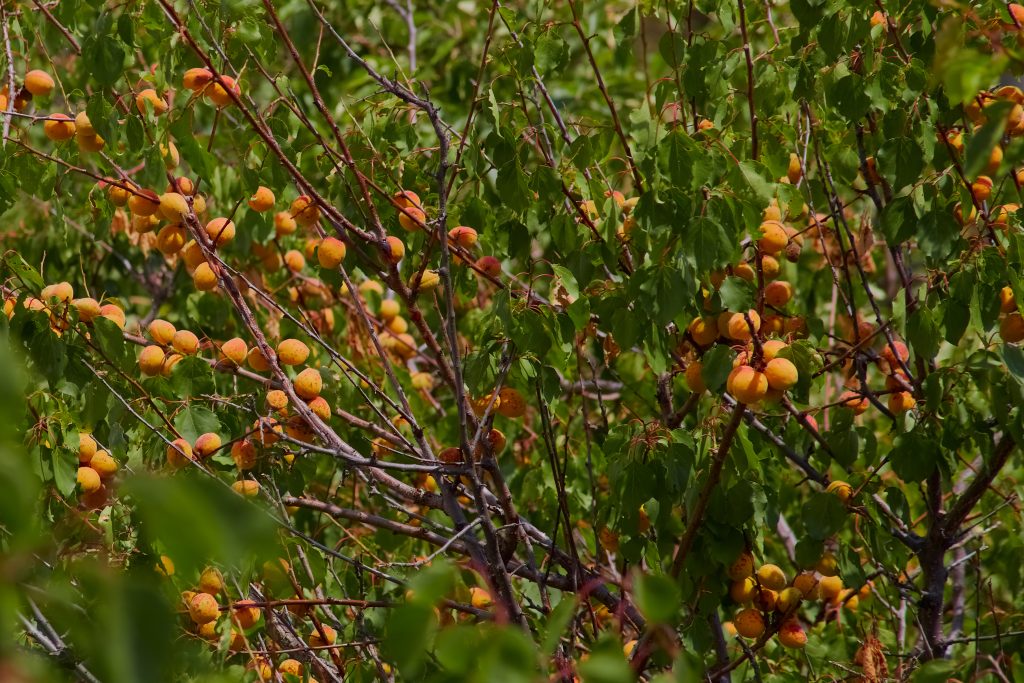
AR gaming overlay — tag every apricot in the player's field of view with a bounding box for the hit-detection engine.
[198,566,224,595]
[727,550,754,580]
[266,390,288,411]
[25,69,55,96]
[449,225,478,247]
[247,186,275,212]
[136,89,168,115]
[412,269,441,291]
[220,337,248,366]
[727,310,760,341]
[888,390,916,413]
[156,224,187,254]
[317,237,346,268]
[765,357,798,391]
[394,190,422,209]
[284,250,305,272]
[232,480,260,496]
[307,396,331,421]
[147,319,176,346]
[839,390,868,415]
[78,433,98,464]
[188,593,220,624]
[172,330,200,355]
[379,299,400,321]
[41,282,73,302]
[43,113,75,141]
[777,587,802,612]
[183,67,213,91]
[278,339,310,366]
[764,280,793,307]
[205,217,235,247]
[384,236,405,264]
[244,347,269,372]
[193,432,222,458]
[730,577,757,603]
[496,387,526,418]
[826,480,852,503]
[232,599,261,629]
[294,368,323,400]
[470,587,493,609]
[792,572,820,599]
[1001,312,1024,342]
[290,195,319,226]
[818,575,843,600]
[787,153,803,184]
[476,255,501,277]
[274,211,297,237]
[684,362,706,394]
[206,75,240,107]
[278,659,303,677]
[778,619,807,648]
[308,624,337,647]
[193,262,219,291]
[399,205,427,231]
[77,466,101,493]
[166,438,193,467]
[90,451,117,479]
[139,345,166,376]
[756,563,787,590]
[1001,286,1018,313]
[734,608,765,638]
[73,298,101,322]
[155,555,175,576]
[128,189,161,217]
[727,365,768,403]
[758,220,789,254]
[687,316,719,346]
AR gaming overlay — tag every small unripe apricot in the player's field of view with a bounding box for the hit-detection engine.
[765,357,798,391]
[188,593,220,625]
[167,438,193,467]
[193,432,222,458]
[734,608,765,638]
[278,339,310,366]
[43,113,75,141]
[139,345,166,376]
[172,330,200,355]
[756,563,787,591]
[449,225,478,247]
[294,368,323,400]
[727,365,768,404]
[290,195,319,226]
[247,186,275,212]
[205,217,235,247]
[147,319,176,346]
[77,466,102,493]
[220,337,248,365]
[25,69,55,96]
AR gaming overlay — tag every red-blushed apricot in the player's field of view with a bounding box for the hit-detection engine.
[765,357,798,391]
[205,217,235,247]
[139,345,166,376]
[73,298,101,322]
[399,205,427,231]
[193,262,219,291]
[888,390,917,414]
[307,395,331,421]
[727,365,768,403]
[476,255,501,277]
[839,390,869,415]
[793,572,820,599]
[277,339,310,366]
[1001,312,1024,342]
[317,237,346,269]
[232,479,260,497]
[135,88,168,115]
[43,113,75,141]
[778,619,807,648]
[266,390,288,412]
[449,225,478,247]
[193,432,222,458]
[764,280,793,307]
[727,310,761,341]
[90,451,117,479]
[734,608,765,638]
[826,480,853,503]
[147,319,176,346]
[496,387,526,418]
[172,330,200,355]
[684,362,705,394]
[25,69,55,96]
[41,282,74,302]
[189,592,220,624]
[166,438,193,467]
[758,220,789,254]
[727,550,754,580]
[284,250,305,272]
[394,189,422,209]
[294,368,323,400]
[308,624,337,647]
[77,466,101,493]
[78,433,98,465]
[206,74,240,107]
[290,195,319,225]
[384,236,405,264]
[183,67,213,91]
[219,337,248,366]
[231,439,257,470]
[247,185,275,211]
[274,211,297,237]
[753,587,778,612]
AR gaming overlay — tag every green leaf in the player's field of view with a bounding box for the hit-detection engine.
[801,492,847,540]
[964,102,1009,179]
[633,572,681,624]
[172,405,220,443]
[700,344,734,393]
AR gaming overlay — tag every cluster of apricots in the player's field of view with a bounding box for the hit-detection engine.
[75,432,119,509]
[7,280,128,336]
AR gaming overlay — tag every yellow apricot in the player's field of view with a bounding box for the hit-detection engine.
[231,480,260,496]
[25,69,55,96]
[205,75,240,107]
[193,262,219,291]
[294,368,323,400]
[266,390,288,411]
[758,220,789,254]
[727,550,755,580]
[89,451,117,479]
[77,466,101,493]
[284,250,305,272]
[290,195,319,226]
[220,337,248,365]
[73,298,101,322]
[135,89,168,115]
[734,608,765,638]
[205,217,235,247]
[756,563,787,591]
[199,566,224,594]
[727,365,768,403]
[277,339,310,366]
[496,387,526,418]
[764,280,793,307]
[166,438,193,467]
[470,587,493,609]
[182,67,213,91]
[188,593,220,624]
[172,330,200,355]
[128,189,161,217]
[193,432,222,458]
[778,619,806,648]
[764,357,798,391]
[139,345,166,376]
[399,205,426,231]
[78,433,98,464]
[308,625,337,647]
[274,211,297,237]
[43,113,75,141]
[684,362,706,394]
[247,186,275,212]
[156,224,187,255]
[826,480,853,503]
[148,319,176,345]
[247,347,272,372]
[317,237,346,269]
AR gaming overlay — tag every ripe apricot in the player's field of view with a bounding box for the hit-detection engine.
[199,567,224,594]
[41,282,74,302]
[183,67,213,91]
[188,592,220,624]
[888,390,916,413]
[727,310,760,341]
[756,563,787,590]
[43,113,75,141]
[232,599,260,629]
[734,608,765,638]
[777,587,802,612]
[247,347,272,372]
[308,625,337,648]
[73,298,101,322]
[193,262,219,291]
[838,390,869,415]
[172,330,200,355]
[778,619,807,648]
[826,480,853,503]
[139,345,166,376]
[156,224,186,254]
[136,89,168,115]
[290,195,319,226]
[787,153,803,184]
[194,432,222,458]
[307,396,331,421]
[792,572,820,599]
[232,480,260,496]
[449,225,478,247]
[764,280,793,307]
[274,211,297,237]
[684,362,706,394]
[278,339,310,366]
[470,587,493,609]
[730,577,757,603]
[220,337,248,365]
[687,316,719,346]
[399,205,427,231]
[764,357,798,391]
[284,250,305,272]
[100,303,126,329]
[167,438,193,467]
[758,220,789,254]
[205,217,235,247]
[496,387,526,418]
[146,319,175,346]
[412,269,441,291]
[317,237,346,269]
[247,186,275,212]
[727,365,768,403]
[77,466,101,493]
[1001,312,1024,342]
[394,190,422,209]
[818,575,843,600]
[476,255,501,277]
[78,433,98,464]
[90,451,117,479]
[266,390,288,411]
[384,236,405,264]
[25,69,55,96]
[727,550,754,580]
[206,75,240,107]
[294,368,323,400]
[231,440,257,470]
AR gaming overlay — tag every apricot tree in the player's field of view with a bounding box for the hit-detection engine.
[3,0,1024,681]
